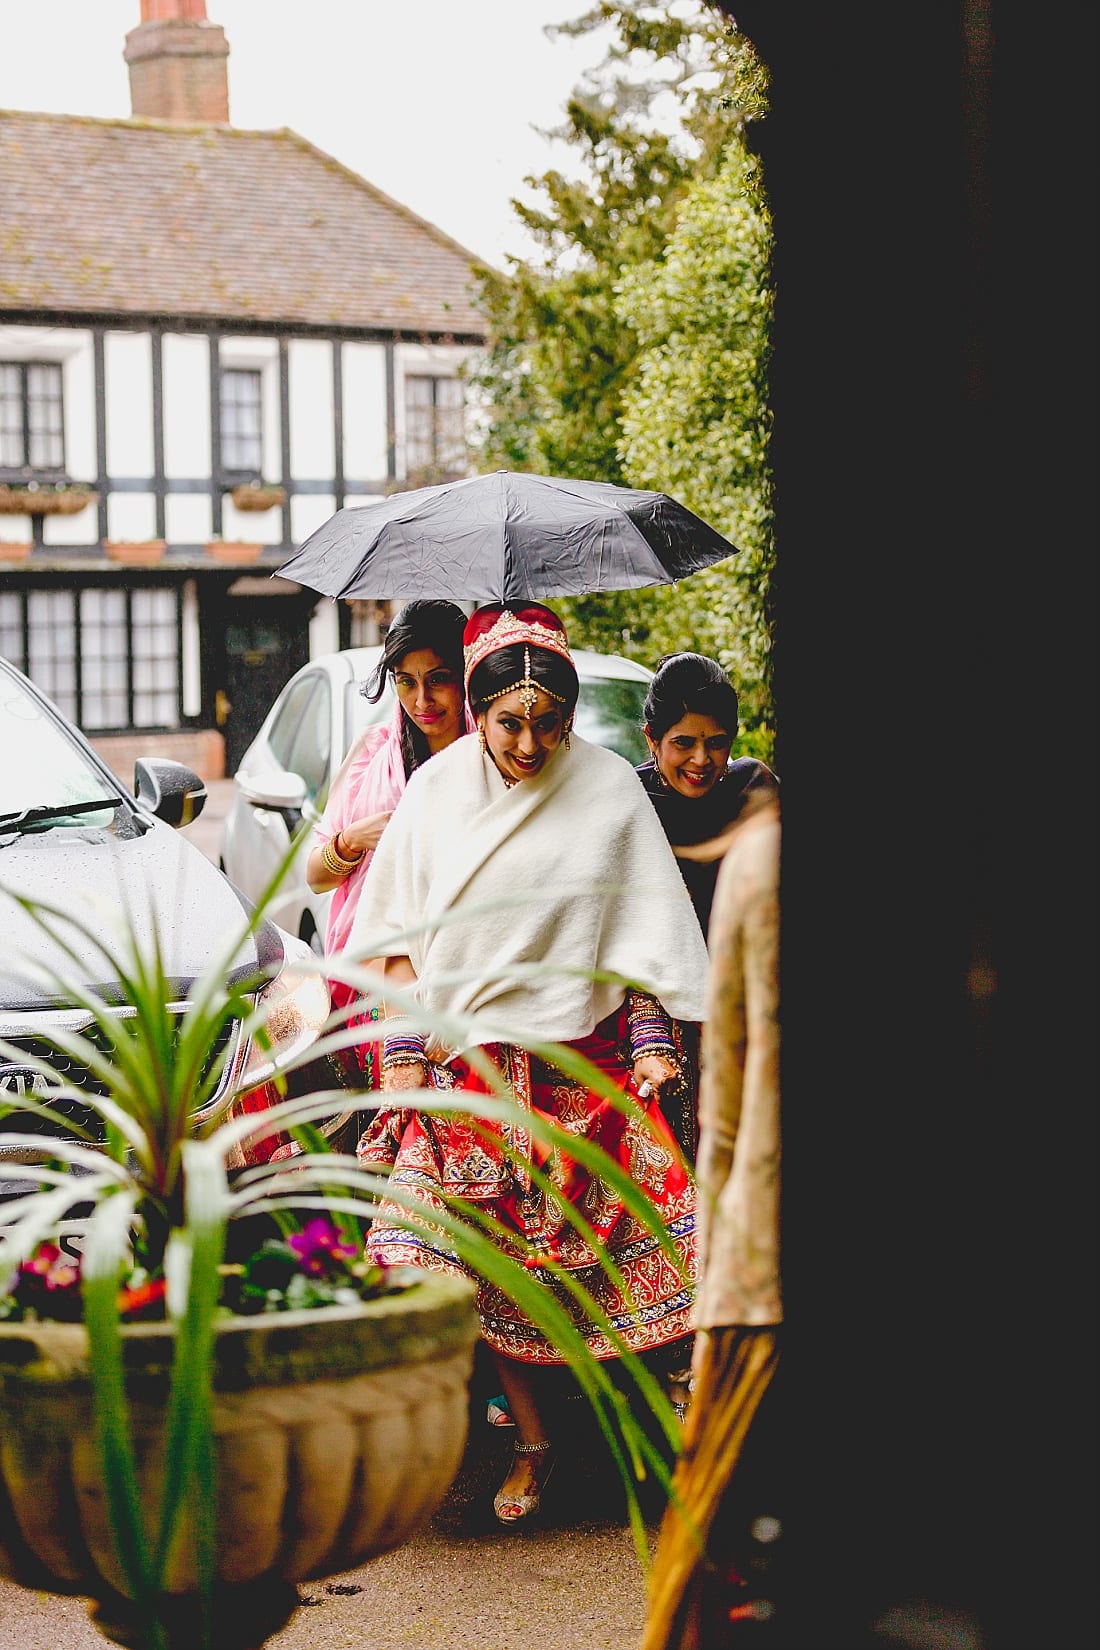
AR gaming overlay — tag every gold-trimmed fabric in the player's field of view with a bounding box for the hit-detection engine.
[359,1022,697,1364]
[462,604,574,687]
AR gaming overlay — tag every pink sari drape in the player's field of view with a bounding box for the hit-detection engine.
[315,701,474,1084]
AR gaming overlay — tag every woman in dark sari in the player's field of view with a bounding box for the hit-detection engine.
[635,655,779,1422]
[636,653,778,942]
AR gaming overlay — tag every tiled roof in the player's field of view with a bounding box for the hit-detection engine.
[0,110,488,338]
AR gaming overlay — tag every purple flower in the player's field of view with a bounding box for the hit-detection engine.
[286,1218,358,1278]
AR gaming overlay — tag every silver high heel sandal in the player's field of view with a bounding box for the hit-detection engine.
[667,1367,694,1425]
[493,1438,555,1525]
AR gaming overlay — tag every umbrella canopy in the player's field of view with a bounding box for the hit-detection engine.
[276,469,738,602]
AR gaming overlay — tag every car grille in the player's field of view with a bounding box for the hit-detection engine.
[0,1011,245,1147]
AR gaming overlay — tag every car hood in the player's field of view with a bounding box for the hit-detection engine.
[0,821,283,1012]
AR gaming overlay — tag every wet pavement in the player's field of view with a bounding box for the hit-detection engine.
[0,1385,665,1649]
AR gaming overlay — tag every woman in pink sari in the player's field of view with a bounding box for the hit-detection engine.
[307,599,472,1084]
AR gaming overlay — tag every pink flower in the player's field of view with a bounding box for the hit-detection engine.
[23,1241,81,1292]
[286,1219,358,1277]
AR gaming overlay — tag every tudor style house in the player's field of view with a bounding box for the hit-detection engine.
[0,0,486,778]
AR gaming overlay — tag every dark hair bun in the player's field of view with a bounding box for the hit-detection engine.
[644,652,739,741]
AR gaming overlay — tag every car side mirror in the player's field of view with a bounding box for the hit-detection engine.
[133,758,208,828]
[235,771,309,812]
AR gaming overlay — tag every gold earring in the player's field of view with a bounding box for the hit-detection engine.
[477,723,487,754]
[563,716,573,750]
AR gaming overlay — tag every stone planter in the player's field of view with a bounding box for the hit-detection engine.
[0,485,98,517]
[105,539,167,567]
[0,1274,479,1649]
[206,540,263,565]
[229,484,286,513]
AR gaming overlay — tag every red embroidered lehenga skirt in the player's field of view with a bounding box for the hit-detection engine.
[357,1014,696,1364]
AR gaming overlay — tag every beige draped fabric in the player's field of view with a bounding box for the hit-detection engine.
[641,795,782,1650]
[694,798,781,1329]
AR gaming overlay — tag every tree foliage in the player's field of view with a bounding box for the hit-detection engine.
[468,98,695,484]
[613,139,774,734]
[466,2,775,755]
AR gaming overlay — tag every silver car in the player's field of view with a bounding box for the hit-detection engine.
[220,645,654,954]
[0,656,343,1202]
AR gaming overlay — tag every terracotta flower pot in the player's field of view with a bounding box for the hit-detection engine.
[0,1274,479,1650]
[104,540,167,566]
[206,541,264,565]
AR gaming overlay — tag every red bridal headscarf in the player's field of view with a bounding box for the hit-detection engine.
[461,603,574,691]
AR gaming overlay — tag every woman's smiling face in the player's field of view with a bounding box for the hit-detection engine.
[482,688,565,783]
[392,649,465,752]
[646,713,733,799]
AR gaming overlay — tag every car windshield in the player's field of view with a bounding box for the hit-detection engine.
[345,671,650,766]
[0,671,121,827]
[574,678,649,764]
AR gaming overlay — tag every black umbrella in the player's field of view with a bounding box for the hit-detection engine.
[276,469,738,602]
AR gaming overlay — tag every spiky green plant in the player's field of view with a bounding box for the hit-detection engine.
[0,840,692,1649]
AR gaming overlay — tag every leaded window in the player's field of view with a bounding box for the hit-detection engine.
[404,375,465,483]
[0,585,181,733]
[0,361,65,474]
[220,367,263,475]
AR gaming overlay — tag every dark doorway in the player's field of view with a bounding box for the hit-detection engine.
[219,597,311,774]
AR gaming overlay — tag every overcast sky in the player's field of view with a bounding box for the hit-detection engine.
[0,0,604,268]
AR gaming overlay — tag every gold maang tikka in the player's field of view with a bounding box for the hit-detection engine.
[517,647,539,716]
[483,643,568,717]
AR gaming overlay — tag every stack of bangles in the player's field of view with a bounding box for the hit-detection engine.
[320,830,364,878]
[626,990,680,1074]
[380,1015,427,1072]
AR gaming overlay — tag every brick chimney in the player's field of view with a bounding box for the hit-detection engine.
[124,0,231,124]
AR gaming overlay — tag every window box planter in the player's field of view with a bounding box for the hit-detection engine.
[0,484,99,517]
[104,538,167,566]
[206,539,264,565]
[229,483,287,513]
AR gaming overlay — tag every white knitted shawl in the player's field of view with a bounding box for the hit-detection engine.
[347,731,709,1052]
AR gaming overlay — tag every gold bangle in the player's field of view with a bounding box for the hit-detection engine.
[334,830,364,862]
[320,836,362,878]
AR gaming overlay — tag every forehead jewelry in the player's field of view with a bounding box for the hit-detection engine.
[483,644,569,717]
[517,647,539,716]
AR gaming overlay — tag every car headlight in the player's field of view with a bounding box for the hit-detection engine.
[238,932,330,1093]
[223,932,358,1169]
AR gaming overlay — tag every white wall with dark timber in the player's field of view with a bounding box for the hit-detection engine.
[0,324,97,547]
[163,332,213,545]
[1,322,477,550]
[61,332,97,530]
[287,337,336,545]
[218,332,281,545]
[104,329,156,542]
[342,341,388,484]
